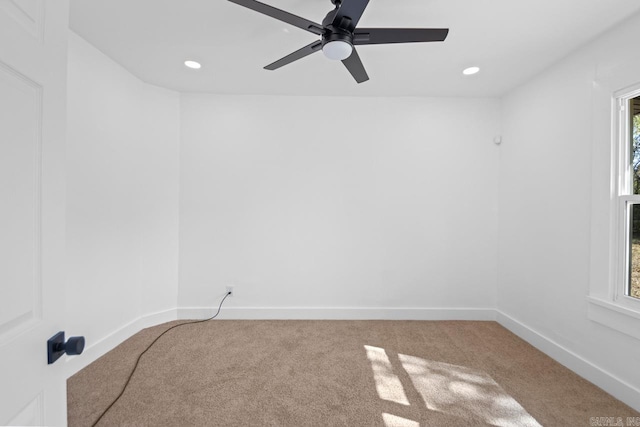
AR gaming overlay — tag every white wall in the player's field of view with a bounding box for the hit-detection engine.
[179,94,501,313]
[498,12,640,405]
[65,32,180,358]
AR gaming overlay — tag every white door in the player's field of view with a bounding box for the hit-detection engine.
[0,1,69,425]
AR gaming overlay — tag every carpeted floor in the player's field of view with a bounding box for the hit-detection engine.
[67,320,639,426]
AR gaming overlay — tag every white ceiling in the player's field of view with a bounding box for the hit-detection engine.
[69,0,640,97]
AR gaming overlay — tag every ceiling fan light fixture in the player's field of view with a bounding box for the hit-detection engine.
[322,40,353,61]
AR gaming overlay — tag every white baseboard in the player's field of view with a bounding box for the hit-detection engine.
[496,310,640,412]
[177,306,498,321]
[64,308,178,376]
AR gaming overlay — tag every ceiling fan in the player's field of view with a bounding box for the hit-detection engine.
[227,0,449,83]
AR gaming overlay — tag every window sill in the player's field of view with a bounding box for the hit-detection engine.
[587,296,640,340]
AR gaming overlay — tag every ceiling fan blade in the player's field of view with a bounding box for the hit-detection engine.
[353,28,449,45]
[341,48,369,83]
[264,41,323,70]
[228,0,323,35]
[327,0,369,32]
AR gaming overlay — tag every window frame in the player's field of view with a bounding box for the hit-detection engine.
[613,90,640,310]
[586,67,640,341]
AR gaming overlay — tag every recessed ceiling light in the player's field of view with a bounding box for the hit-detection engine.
[184,60,202,70]
[463,66,480,76]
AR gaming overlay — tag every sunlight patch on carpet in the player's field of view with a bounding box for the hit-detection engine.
[398,354,542,427]
[364,345,410,406]
[382,412,419,427]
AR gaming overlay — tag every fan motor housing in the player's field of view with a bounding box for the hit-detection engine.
[322,28,353,48]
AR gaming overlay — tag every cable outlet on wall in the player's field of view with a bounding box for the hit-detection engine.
[226,286,234,296]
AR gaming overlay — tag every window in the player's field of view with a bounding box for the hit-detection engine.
[616,94,640,304]
[587,75,640,340]
[586,76,640,340]
[629,97,640,299]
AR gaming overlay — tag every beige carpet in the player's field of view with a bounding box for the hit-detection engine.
[67,320,639,426]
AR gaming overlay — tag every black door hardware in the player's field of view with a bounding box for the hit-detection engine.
[47,331,85,364]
